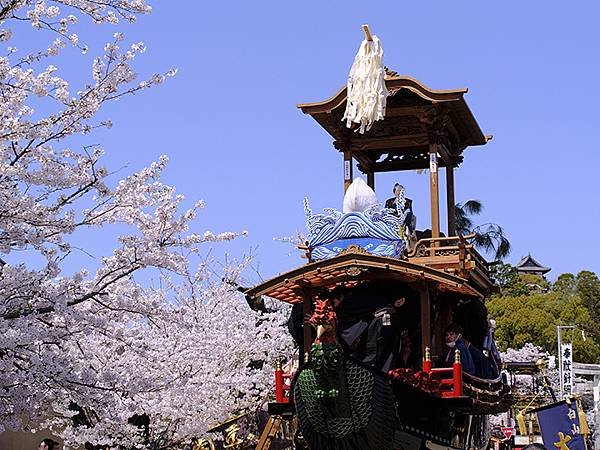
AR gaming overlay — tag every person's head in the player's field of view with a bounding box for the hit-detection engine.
[393,297,406,309]
[319,286,344,307]
[393,183,404,196]
[444,323,463,346]
[39,439,59,450]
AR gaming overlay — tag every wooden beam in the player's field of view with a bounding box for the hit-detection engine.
[446,165,456,236]
[350,134,429,151]
[384,106,434,118]
[372,158,447,173]
[429,143,440,239]
[352,152,374,173]
[344,150,353,192]
[437,142,454,167]
[420,287,432,351]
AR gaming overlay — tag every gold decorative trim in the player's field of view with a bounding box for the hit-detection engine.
[338,244,370,256]
[345,266,368,277]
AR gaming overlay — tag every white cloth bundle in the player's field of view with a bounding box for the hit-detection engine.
[342,36,388,134]
[342,177,378,213]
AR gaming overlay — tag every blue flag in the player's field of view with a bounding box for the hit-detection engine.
[534,401,586,450]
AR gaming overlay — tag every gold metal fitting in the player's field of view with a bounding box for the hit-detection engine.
[425,346,431,361]
[536,358,547,370]
[454,349,461,363]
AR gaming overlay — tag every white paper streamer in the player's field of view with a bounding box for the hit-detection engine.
[342,36,388,134]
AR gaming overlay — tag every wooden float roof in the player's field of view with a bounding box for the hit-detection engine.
[297,73,490,171]
[246,247,483,304]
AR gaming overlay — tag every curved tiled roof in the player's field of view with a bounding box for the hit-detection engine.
[297,75,489,158]
[515,253,550,274]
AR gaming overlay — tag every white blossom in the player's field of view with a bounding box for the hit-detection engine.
[0,1,292,448]
[0,29,12,41]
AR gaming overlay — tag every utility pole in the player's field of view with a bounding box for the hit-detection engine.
[594,377,599,450]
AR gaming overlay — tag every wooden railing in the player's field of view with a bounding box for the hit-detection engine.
[407,235,468,258]
[407,234,491,287]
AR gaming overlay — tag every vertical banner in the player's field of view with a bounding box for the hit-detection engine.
[344,160,351,181]
[535,401,586,450]
[561,343,573,396]
[429,152,438,173]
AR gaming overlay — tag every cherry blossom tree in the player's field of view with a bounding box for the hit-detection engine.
[491,344,596,444]
[501,343,559,395]
[0,1,292,448]
[488,344,556,430]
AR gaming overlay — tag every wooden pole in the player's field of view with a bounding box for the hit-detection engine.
[446,164,456,236]
[366,171,375,190]
[361,24,373,42]
[420,287,431,351]
[344,150,353,192]
[429,143,440,239]
[434,297,451,356]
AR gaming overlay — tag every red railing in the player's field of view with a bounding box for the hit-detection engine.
[422,347,463,398]
[274,362,292,404]
[275,350,464,402]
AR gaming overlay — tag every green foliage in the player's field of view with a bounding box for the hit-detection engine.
[519,273,550,292]
[455,199,511,261]
[491,263,548,296]
[553,273,577,295]
[488,269,600,363]
[490,262,518,288]
[455,199,482,233]
[575,271,600,313]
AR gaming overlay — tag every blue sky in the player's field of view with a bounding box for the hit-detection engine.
[19,1,600,283]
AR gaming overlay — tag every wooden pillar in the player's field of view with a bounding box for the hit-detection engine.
[420,286,431,351]
[301,288,314,364]
[434,296,452,355]
[344,150,353,192]
[446,164,456,236]
[366,171,375,190]
[429,144,440,239]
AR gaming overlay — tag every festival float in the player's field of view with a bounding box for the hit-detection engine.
[247,26,514,450]
[492,359,591,450]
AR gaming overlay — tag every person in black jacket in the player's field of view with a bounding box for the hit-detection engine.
[464,338,492,378]
[287,302,305,351]
[384,183,415,234]
[439,323,476,375]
